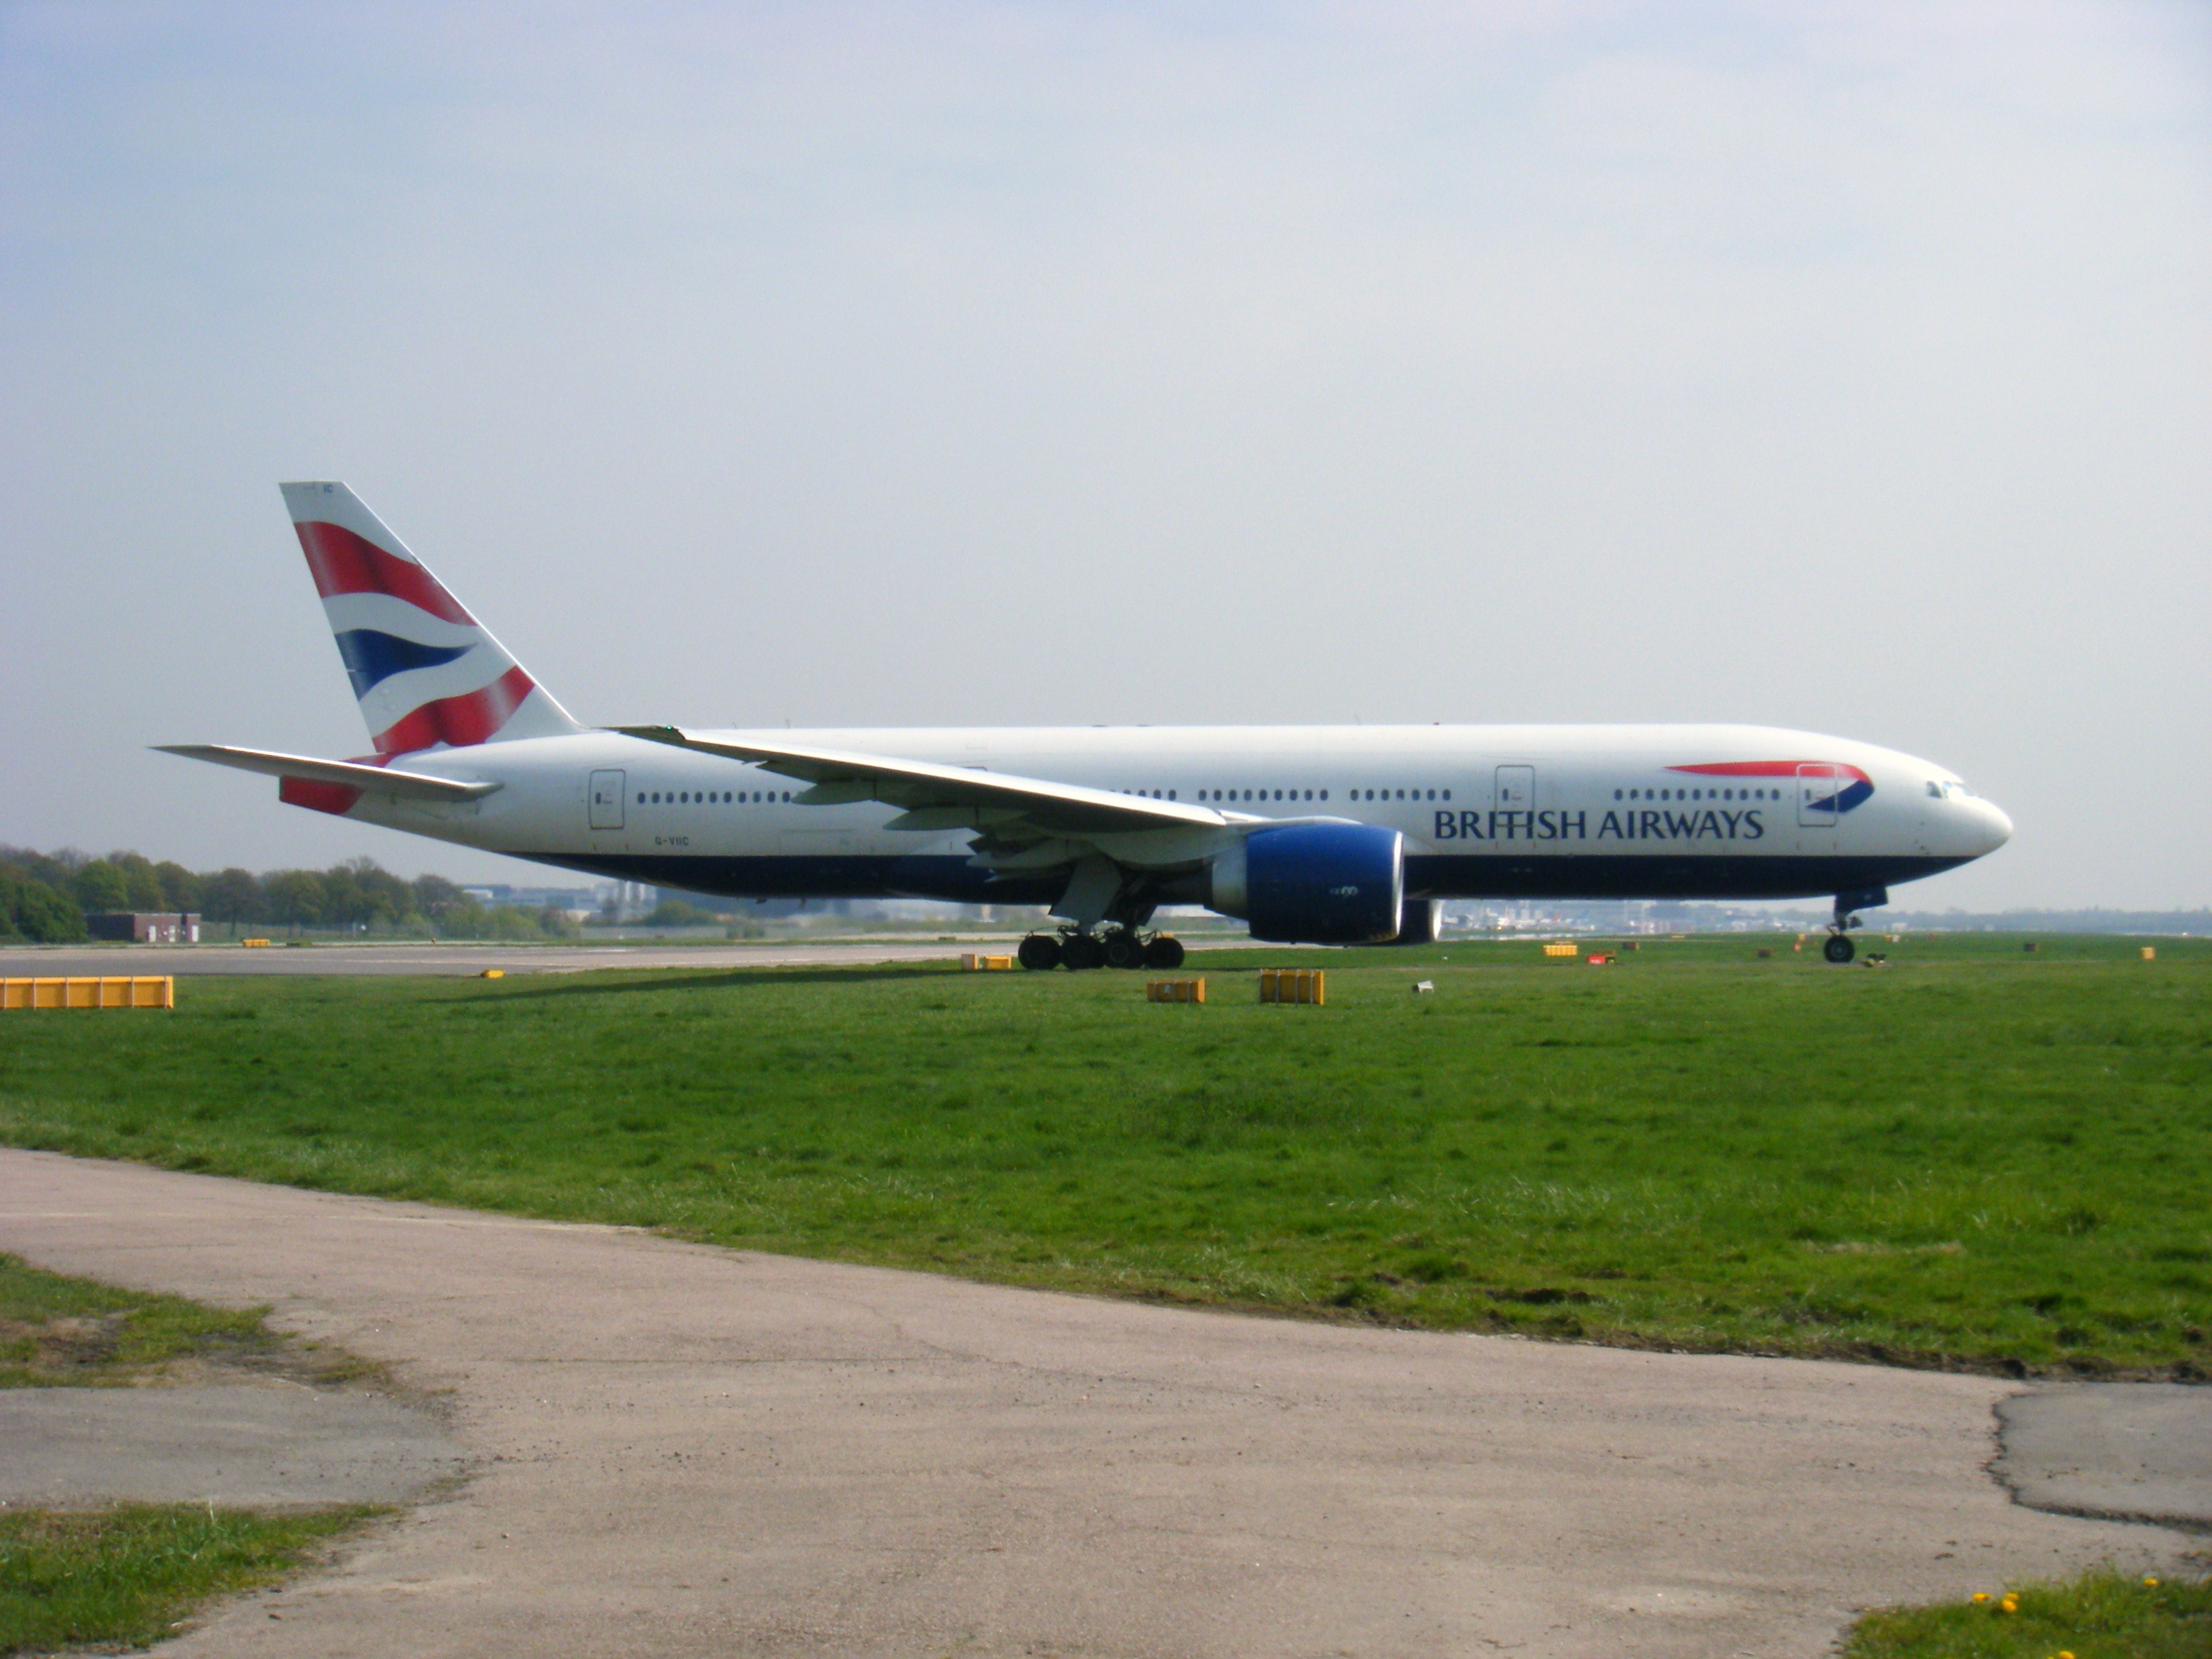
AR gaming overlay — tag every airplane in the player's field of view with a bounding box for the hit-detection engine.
[163,483,2013,968]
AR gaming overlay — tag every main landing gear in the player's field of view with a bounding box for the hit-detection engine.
[1018,930,1185,971]
[1823,886,1889,964]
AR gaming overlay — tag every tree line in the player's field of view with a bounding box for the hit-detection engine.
[0,846,582,943]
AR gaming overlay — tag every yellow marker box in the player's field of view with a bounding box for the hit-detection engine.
[1147,978,1206,1003]
[1,977,173,1011]
[1258,968,1325,1005]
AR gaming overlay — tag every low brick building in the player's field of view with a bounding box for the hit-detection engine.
[85,912,202,945]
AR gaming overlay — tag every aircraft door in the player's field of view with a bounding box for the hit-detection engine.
[589,769,626,831]
[1796,764,1839,830]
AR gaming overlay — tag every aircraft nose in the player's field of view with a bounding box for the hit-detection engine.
[1973,798,2013,855]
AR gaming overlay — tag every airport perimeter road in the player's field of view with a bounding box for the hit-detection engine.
[0,939,977,977]
[0,1152,2188,1659]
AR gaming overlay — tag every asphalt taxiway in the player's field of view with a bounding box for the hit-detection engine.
[0,939,973,977]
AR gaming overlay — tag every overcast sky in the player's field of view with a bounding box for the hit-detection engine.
[3,2,2207,907]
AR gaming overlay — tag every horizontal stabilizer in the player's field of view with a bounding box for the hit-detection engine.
[155,744,501,802]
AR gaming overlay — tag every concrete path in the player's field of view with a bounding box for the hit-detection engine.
[0,1149,2191,1658]
[0,1387,463,1509]
[1996,1385,2211,1531]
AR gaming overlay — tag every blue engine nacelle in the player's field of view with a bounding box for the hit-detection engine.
[1206,823,1404,944]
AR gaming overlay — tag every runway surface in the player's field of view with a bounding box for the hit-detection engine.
[0,939,975,977]
[0,1149,2190,1659]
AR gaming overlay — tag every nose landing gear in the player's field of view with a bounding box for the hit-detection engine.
[1824,886,1889,965]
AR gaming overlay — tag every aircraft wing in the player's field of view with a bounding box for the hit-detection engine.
[156,744,501,802]
[617,726,1231,836]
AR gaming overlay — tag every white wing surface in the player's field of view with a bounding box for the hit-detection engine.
[617,726,1229,836]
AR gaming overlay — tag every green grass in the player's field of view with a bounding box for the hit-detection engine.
[1,932,2207,1374]
[0,1505,379,1654]
[1843,1568,2212,1658]
[0,1254,276,1388]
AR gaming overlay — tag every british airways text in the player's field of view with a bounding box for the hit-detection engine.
[1433,809,1767,842]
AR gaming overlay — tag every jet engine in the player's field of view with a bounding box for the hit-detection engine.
[1206,824,1404,944]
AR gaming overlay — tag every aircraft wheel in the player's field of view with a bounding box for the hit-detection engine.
[1101,931,1146,970]
[1018,934,1062,971]
[1143,935,1185,970]
[1061,933,1105,970]
[1824,934,1856,964]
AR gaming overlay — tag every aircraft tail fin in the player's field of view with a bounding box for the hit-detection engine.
[279,482,582,756]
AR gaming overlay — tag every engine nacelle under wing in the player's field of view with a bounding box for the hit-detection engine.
[1206,823,1404,945]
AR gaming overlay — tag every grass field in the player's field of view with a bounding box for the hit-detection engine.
[0,1505,379,1654]
[1,931,2207,1376]
[1842,1568,2212,1659]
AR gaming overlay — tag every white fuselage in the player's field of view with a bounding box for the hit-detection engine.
[329,722,2011,911]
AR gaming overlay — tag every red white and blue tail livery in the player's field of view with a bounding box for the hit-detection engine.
[279,482,579,756]
[162,483,2013,964]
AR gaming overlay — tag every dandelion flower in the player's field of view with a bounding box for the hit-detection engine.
[2144,1576,2160,1587]
[1971,1592,1989,1603]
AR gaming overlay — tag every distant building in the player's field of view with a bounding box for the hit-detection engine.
[460,884,598,909]
[86,912,201,944]
[654,889,853,918]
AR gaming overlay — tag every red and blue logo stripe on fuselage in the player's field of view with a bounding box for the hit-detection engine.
[1670,760,1875,813]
